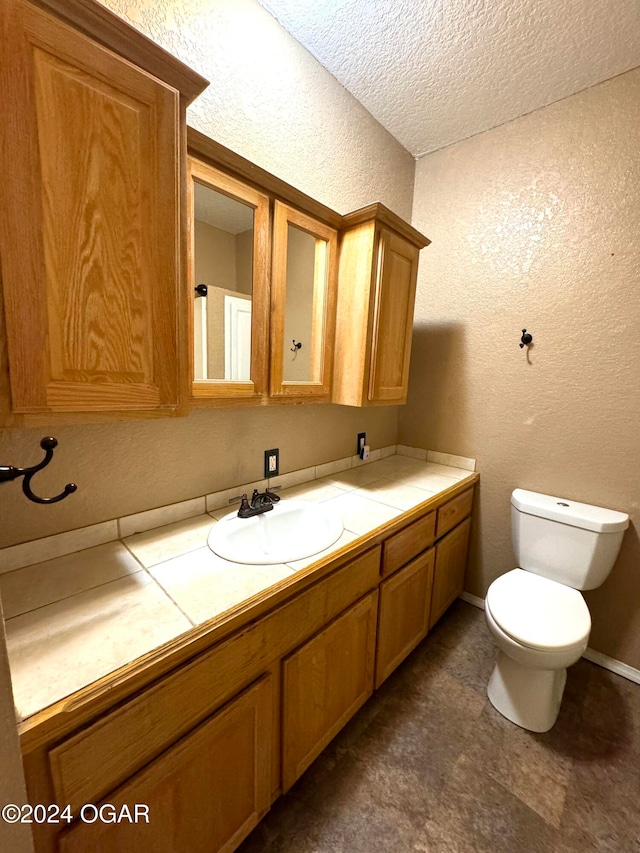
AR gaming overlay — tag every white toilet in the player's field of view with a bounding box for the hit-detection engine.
[485,488,629,733]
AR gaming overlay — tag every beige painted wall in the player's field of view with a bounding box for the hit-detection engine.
[0,0,414,549]
[101,0,415,220]
[401,68,640,668]
[194,220,238,294]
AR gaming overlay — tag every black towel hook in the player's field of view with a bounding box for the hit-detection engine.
[519,329,533,348]
[0,437,77,504]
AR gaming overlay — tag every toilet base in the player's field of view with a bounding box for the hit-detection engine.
[487,652,567,733]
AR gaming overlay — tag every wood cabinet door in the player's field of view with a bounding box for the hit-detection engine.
[376,548,435,687]
[58,675,272,853]
[0,2,181,414]
[282,591,377,790]
[430,518,472,628]
[368,229,419,404]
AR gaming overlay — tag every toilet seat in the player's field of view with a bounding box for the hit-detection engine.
[486,569,591,652]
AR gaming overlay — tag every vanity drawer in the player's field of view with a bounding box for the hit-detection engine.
[382,511,436,577]
[436,488,474,539]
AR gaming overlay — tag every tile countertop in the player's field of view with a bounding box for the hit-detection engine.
[1,455,476,721]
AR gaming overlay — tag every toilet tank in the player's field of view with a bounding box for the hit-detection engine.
[511,489,629,590]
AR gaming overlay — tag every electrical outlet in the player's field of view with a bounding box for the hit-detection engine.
[357,432,366,457]
[264,448,279,479]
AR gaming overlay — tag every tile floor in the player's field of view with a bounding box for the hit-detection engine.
[239,601,640,853]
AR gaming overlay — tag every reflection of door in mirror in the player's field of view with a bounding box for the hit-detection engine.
[188,158,270,399]
[193,180,254,381]
[224,294,251,380]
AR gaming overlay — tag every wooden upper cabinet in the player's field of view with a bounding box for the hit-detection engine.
[0,0,207,419]
[270,202,338,399]
[333,204,430,407]
[187,157,270,402]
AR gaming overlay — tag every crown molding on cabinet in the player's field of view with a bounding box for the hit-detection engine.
[29,0,209,103]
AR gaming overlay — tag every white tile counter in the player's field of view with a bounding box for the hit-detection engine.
[0,453,476,721]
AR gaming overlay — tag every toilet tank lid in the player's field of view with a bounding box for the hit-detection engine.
[511,489,629,533]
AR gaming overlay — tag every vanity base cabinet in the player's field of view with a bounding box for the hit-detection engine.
[430,517,472,629]
[58,675,273,853]
[282,591,378,791]
[375,548,435,688]
[20,485,477,853]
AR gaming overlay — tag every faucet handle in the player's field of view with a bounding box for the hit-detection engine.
[228,493,248,505]
[265,486,281,502]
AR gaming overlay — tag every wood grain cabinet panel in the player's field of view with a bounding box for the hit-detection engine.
[282,591,378,790]
[375,548,435,687]
[0,1,183,414]
[436,488,474,539]
[368,229,420,402]
[382,510,436,578]
[58,675,273,853]
[332,205,430,407]
[430,518,472,628]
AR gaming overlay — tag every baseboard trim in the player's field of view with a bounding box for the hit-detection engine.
[459,591,485,609]
[458,593,640,686]
[582,648,640,686]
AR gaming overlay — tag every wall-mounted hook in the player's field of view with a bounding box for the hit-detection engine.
[290,340,302,353]
[0,437,77,504]
[519,329,533,348]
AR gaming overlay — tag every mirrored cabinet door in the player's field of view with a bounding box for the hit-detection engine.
[187,158,270,399]
[270,201,338,398]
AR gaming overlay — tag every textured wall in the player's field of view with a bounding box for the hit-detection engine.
[102,0,415,218]
[0,0,414,548]
[401,68,640,668]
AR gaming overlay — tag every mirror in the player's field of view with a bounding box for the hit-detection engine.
[282,224,329,383]
[192,181,254,382]
[270,201,337,398]
[188,157,269,398]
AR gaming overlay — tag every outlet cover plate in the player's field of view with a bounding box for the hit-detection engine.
[265,448,279,479]
[357,433,366,457]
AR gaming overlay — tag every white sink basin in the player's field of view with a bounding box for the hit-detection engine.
[207,499,343,565]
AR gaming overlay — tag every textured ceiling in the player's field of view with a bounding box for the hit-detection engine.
[258,0,640,158]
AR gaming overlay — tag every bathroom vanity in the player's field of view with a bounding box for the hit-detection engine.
[12,470,477,853]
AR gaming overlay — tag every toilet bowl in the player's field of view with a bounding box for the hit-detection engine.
[485,569,590,732]
[484,490,628,733]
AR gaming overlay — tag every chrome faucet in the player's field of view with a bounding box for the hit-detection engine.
[230,487,281,518]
